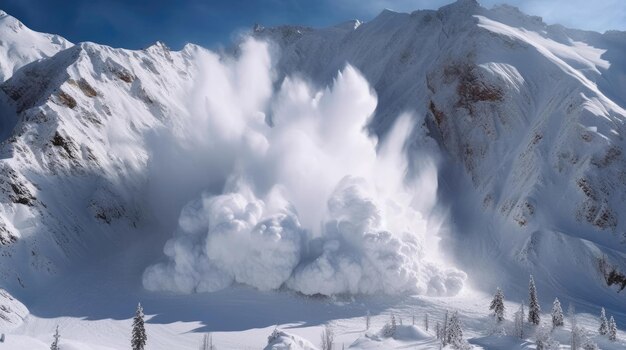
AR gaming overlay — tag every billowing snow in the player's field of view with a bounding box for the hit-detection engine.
[143,43,465,296]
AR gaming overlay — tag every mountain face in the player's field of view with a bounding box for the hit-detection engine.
[0,0,625,310]
[256,0,626,301]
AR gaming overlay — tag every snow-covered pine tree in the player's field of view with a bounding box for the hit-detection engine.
[320,324,334,350]
[365,310,370,330]
[528,275,540,325]
[381,313,397,337]
[446,311,464,348]
[435,321,441,340]
[551,298,564,328]
[50,325,60,350]
[598,307,608,335]
[268,327,281,344]
[535,324,559,350]
[513,303,525,339]
[569,304,580,350]
[442,311,449,346]
[200,332,215,350]
[489,287,505,322]
[424,313,429,331]
[132,303,147,350]
[608,316,617,341]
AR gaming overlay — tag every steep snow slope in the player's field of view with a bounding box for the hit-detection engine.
[0,11,71,142]
[256,0,626,305]
[0,39,210,292]
[0,10,72,83]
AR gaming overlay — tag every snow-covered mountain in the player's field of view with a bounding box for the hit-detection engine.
[0,0,626,348]
[257,0,626,302]
[0,10,71,83]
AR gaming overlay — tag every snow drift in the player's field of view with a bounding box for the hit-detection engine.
[142,39,465,296]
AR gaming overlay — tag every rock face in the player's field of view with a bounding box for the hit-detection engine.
[0,0,625,304]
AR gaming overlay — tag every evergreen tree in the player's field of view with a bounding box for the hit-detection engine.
[569,304,580,350]
[435,321,441,340]
[381,313,397,338]
[267,327,281,344]
[551,298,564,328]
[424,313,429,331]
[50,325,60,350]
[514,303,525,339]
[442,311,449,346]
[365,310,370,330]
[536,324,559,350]
[598,307,608,336]
[446,311,463,348]
[489,287,505,322]
[132,303,147,350]
[608,316,617,341]
[320,324,334,350]
[528,275,541,325]
[200,332,215,350]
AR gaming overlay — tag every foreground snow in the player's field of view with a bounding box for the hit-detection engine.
[4,289,626,349]
[2,245,624,350]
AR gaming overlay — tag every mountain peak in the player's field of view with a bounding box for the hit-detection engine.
[446,0,480,9]
[0,10,72,82]
[438,0,481,14]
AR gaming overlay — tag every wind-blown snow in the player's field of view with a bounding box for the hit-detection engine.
[142,39,465,296]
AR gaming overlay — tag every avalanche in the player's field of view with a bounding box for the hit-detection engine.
[142,43,465,296]
[0,0,625,348]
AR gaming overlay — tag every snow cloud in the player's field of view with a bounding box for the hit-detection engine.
[142,38,466,296]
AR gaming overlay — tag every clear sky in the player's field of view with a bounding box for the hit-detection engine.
[3,0,625,50]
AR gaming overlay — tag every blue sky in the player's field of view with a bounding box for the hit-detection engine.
[3,0,625,49]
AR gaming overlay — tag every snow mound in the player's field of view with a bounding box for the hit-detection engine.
[391,325,431,341]
[350,325,435,349]
[265,329,319,350]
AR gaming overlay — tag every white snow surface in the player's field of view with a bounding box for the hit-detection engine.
[0,10,72,83]
[0,0,625,348]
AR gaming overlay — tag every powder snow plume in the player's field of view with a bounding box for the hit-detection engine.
[142,38,466,296]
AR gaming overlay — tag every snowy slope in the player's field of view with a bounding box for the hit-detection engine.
[0,10,72,83]
[255,0,626,305]
[0,38,210,292]
[0,0,625,349]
